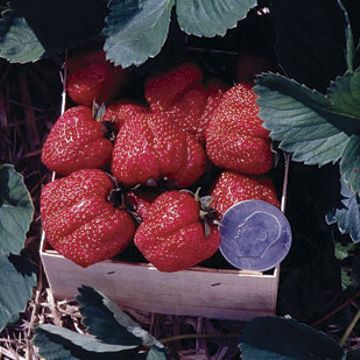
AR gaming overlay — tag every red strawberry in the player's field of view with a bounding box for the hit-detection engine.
[111,111,187,186]
[134,191,220,272]
[42,106,113,175]
[41,169,135,267]
[205,83,273,175]
[163,85,208,136]
[211,171,280,216]
[103,100,147,131]
[167,133,207,188]
[145,63,203,112]
[196,79,229,143]
[236,53,276,84]
[66,50,128,107]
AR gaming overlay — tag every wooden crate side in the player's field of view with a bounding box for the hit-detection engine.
[40,246,278,321]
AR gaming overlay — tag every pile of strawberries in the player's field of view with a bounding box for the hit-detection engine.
[40,50,279,272]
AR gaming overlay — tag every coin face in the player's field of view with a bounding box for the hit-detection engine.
[219,200,292,271]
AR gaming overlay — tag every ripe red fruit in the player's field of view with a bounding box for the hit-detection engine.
[66,50,128,107]
[41,169,135,267]
[145,63,203,112]
[112,109,206,187]
[163,85,208,136]
[205,83,273,175]
[134,191,220,272]
[211,171,280,216]
[112,111,187,186]
[42,106,113,175]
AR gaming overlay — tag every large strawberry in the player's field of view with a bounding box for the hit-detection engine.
[145,62,203,112]
[111,110,206,187]
[112,111,187,186]
[41,169,135,267]
[42,106,113,175]
[162,85,208,136]
[205,83,273,175]
[134,191,220,272]
[211,171,280,216]
[66,50,128,107]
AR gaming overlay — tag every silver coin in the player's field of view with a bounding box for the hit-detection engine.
[219,200,292,271]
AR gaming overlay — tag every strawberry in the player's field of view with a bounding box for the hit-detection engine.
[196,80,229,143]
[236,53,276,84]
[134,191,220,272]
[145,63,228,142]
[41,169,135,267]
[205,83,273,175]
[66,50,128,107]
[162,85,208,136]
[145,63,203,112]
[167,133,207,188]
[42,106,113,175]
[112,111,187,186]
[103,100,147,131]
[112,108,206,187]
[211,171,280,216]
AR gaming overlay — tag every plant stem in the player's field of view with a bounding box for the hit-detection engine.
[340,308,360,346]
[160,333,241,345]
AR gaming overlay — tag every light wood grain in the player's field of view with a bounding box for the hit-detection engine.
[40,238,278,321]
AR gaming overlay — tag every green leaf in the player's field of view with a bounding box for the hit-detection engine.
[0,164,34,255]
[147,347,168,360]
[34,324,142,360]
[176,0,257,37]
[326,178,360,243]
[77,286,142,346]
[337,0,355,72]
[239,316,345,360]
[340,135,360,193]
[255,73,360,193]
[328,69,360,119]
[0,17,44,63]
[255,73,354,166]
[77,286,162,348]
[0,253,36,332]
[103,0,174,68]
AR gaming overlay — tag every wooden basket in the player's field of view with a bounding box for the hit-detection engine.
[40,58,289,321]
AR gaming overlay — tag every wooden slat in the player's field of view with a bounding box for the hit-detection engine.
[40,238,278,321]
